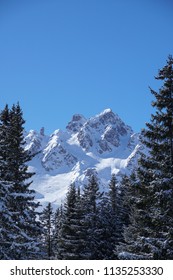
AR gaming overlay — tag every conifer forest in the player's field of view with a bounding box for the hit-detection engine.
[0,56,173,260]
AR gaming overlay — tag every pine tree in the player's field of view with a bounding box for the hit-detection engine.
[0,103,42,259]
[56,183,87,259]
[40,202,54,259]
[97,174,129,260]
[0,105,12,182]
[81,175,103,259]
[95,194,115,259]
[117,173,152,259]
[118,56,173,260]
[116,175,130,242]
[52,205,63,257]
[73,185,88,259]
[0,105,18,259]
[108,174,117,213]
[107,174,126,258]
[93,174,119,259]
[0,180,14,259]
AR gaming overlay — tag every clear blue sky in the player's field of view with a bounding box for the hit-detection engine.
[0,0,173,134]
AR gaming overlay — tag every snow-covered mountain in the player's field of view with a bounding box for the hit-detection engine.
[25,109,141,208]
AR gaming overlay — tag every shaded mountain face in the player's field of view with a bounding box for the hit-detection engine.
[76,109,133,153]
[25,109,141,207]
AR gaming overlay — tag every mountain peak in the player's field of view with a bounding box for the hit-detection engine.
[88,108,127,130]
[66,114,86,133]
[76,109,133,154]
[96,108,114,119]
[100,108,113,115]
[71,114,86,122]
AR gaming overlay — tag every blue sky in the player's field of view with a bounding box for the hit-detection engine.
[0,0,173,134]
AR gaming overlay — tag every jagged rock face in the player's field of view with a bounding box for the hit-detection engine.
[42,144,77,171]
[76,109,133,154]
[91,109,119,126]
[41,130,77,171]
[77,125,93,151]
[66,114,86,133]
[104,126,120,146]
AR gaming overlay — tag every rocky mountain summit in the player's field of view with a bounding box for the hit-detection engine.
[25,109,141,207]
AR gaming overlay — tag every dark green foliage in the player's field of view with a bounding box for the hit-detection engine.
[0,103,42,259]
[52,204,63,257]
[81,175,103,259]
[52,174,127,260]
[40,202,54,259]
[108,174,117,213]
[99,174,121,259]
[117,175,130,232]
[56,183,87,259]
[95,194,117,259]
[0,181,14,259]
[117,173,154,259]
[118,56,173,260]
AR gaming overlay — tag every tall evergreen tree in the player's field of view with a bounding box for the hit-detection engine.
[0,105,22,259]
[52,204,63,257]
[95,193,116,259]
[117,172,152,259]
[108,174,117,213]
[81,175,103,259]
[94,174,119,259]
[116,175,130,242]
[0,105,13,259]
[40,202,54,259]
[0,180,14,259]
[0,105,14,184]
[0,103,42,259]
[118,56,173,260]
[97,174,129,260]
[56,183,87,259]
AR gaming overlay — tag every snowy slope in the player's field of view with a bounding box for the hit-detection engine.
[25,109,141,208]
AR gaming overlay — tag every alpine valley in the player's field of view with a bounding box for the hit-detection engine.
[24,109,142,208]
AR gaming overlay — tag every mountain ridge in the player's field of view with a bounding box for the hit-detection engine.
[25,109,141,208]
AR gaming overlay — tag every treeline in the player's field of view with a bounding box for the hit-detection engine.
[0,56,173,259]
[40,174,129,259]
